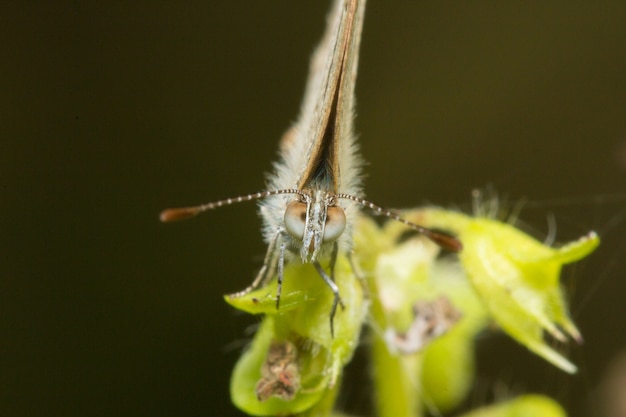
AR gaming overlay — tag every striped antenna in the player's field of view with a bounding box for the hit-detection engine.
[160,189,305,222]
[336,193,463,252]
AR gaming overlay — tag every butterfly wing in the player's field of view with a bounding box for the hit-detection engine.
[269,0,365,196]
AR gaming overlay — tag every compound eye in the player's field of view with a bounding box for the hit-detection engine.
[323,206,346,242]
[284,201,307,239]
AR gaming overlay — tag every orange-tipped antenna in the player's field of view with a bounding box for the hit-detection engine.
[160,189,305,223]
[160,206,205,222]
[336,194,463,252]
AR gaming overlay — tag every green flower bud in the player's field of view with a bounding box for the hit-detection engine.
[415,209,600,373]
[226,255,366,416]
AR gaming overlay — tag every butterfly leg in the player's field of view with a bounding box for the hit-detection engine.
[228,228,282,299]
[275,241,286,310]
[313,260,344,338]
[328,242,346,311]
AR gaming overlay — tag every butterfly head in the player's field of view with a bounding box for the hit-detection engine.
[284,189,346,263]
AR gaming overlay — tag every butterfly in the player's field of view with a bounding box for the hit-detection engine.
[160,0,461,337]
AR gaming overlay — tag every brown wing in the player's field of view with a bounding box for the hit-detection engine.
[296,0,365,192]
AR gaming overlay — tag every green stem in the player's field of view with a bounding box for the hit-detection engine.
[369,278,422,417]
[300,379,340,417]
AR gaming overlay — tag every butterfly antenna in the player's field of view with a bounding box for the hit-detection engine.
[160,189,305,222]
[336,194,463,252]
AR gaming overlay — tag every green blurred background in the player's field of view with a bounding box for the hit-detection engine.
[2,1,626,416]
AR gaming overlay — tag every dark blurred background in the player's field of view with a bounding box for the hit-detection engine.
[2,1,626,416]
